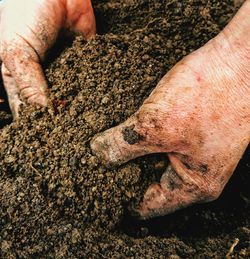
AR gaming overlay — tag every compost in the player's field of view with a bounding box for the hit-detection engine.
[0,0,249,258]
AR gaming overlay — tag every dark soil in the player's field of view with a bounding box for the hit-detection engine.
[0,0,249,258]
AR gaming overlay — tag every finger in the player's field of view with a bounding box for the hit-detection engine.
[69,0,96,39]
[1,64,23,119]
[135,165,201,219]
[91,109,172,167]
[1,40,48,106]
[135,137,246,219]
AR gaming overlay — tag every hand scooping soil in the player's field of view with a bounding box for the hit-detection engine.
[91,1,250,219]
[0,0,249,258]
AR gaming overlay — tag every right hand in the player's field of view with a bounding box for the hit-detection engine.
[91,1,250,219]
[0,0,96,119]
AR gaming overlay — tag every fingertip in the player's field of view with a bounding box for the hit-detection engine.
[91,114,157,167]
[90,132,119,167]
[27,93,48,107]
[74,15,96,40]
[136,183,168,219]
[72,5,96,40]
[90,134,107,160]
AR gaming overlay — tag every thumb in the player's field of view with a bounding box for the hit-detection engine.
[91,108,172,166]
[90,115,151,166]
[1,40,48,106]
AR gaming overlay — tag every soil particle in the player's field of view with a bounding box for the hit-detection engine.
[0,0,249,258]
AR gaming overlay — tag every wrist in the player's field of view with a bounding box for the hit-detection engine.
[193,1,250,120]
[208,1,250,98]
[219,0,250,58]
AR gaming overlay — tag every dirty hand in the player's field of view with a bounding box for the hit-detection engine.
[91,1,250,219]
[0,0,95,119]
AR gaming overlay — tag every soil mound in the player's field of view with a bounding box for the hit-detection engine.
[0,0,249,258]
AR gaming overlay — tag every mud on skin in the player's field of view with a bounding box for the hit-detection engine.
[122,125,145,145]
[0,0,249,258]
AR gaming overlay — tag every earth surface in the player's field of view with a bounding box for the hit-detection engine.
[0,0,249,258]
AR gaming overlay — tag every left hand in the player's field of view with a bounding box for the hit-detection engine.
[0,0,96,119]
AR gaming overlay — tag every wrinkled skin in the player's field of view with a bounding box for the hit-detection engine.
[91,1,250,219]
[0,0,96,119]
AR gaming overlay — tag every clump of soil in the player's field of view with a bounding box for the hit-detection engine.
[0,0,249,258]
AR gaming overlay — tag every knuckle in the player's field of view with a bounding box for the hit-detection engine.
[200,182,222,201]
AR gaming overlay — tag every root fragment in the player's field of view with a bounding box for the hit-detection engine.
[226,238,239,258]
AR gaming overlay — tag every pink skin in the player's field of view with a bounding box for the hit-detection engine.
[91,1,250,219]
[0,0,96,119]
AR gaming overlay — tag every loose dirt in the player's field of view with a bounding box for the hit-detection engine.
[0,0,249,258]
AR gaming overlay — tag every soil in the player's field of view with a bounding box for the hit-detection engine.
[0,0,249,258]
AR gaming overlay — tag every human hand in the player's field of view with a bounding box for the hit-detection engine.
[0,0,96,119]
[91,2,250,219]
